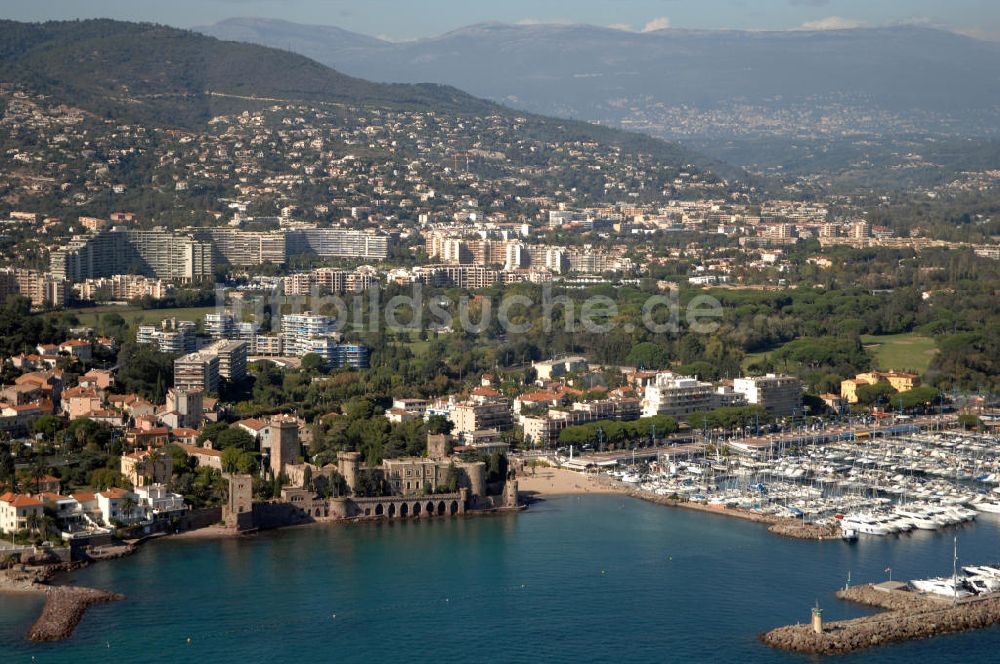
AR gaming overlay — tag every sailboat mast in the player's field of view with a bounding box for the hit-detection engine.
[953,536,959,606]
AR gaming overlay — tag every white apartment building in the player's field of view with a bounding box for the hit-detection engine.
[732,374,803,417]
[642,372,717,418]
[280,312,339,355]
[174,351,220,393]
[136,318,197,354]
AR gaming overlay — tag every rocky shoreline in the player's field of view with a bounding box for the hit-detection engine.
[762,583,1000,655]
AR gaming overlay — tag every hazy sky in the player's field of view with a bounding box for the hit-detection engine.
[3,0,998,41]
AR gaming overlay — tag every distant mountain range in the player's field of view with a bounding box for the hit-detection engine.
[198,18,1000,185]
[198,19,1000,129]
[0,19,718,173]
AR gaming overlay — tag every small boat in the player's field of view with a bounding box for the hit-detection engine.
[841,527,858,542]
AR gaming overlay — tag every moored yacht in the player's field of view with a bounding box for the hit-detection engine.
[910,577,973,598]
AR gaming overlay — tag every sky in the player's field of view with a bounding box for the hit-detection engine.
[2,0,998,42]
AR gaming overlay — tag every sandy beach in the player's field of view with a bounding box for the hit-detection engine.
[166,525,239,540]
[517,467,625,497]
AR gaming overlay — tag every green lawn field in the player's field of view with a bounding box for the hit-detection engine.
[861,333,938,374]
[66,305,220,330]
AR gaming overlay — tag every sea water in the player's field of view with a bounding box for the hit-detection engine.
[2,495,999,663]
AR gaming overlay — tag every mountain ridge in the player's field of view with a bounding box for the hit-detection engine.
[197,18,1000,122]
[0,19,728,177]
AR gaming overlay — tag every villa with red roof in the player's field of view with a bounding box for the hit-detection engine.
[0,492,44,534]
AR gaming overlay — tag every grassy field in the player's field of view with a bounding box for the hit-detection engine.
[65,305,220,330]
[741,343,789,372]
[861,333,938,374]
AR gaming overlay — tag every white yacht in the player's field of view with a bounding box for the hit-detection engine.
[841,514,891,536]
[966,575,1000,595]
[971,497,1000,514]
[963,565,1000,579]
[894,506,939,530]
[910,577,973,598]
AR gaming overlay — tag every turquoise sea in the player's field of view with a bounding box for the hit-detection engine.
[3,495,1000,663]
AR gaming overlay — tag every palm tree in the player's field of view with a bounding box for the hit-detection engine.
[25,511,42,539]
[120,495,138,526]
[30,459,47,494]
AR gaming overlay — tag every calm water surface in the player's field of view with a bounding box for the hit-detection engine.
[2,495,1000,663]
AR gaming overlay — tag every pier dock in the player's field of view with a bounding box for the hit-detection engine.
[762,583,1000,655]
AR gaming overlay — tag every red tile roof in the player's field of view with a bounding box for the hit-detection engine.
[0,493,43,508]
[98,487,131,500]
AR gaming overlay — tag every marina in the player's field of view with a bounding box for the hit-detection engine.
[564,427,1000,541]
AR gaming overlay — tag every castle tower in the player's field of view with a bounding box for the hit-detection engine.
[503,475,519,508]
[166,387,203,429]
[457,461,486,499]
[223,473,254,530]
[426,433,451,461]
[268,415,300,475]
[337,451,361,496]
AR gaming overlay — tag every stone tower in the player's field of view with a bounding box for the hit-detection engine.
[503,472,519,508]
[457,461,486,499]
[224,473,254,530]
[268,415,300,475]
[426,433,451,461]
[166,387,203,429]
[337,450,361,496]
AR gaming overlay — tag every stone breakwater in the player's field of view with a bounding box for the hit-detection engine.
[2,563,125,642]
[27,585,126,642]
[761,583,1000,655]
[610,483,840,540]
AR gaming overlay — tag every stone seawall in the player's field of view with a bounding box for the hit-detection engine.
[762,583,1000,655]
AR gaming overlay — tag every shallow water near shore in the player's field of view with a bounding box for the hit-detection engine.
[3,495,1000,662]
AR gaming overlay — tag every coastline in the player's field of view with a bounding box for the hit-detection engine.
[518,466,839,540]
[517,467,624,497]
[0,473,836,643]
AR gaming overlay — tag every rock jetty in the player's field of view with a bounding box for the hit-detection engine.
[762,583,1000,655]
[27,585,126,642]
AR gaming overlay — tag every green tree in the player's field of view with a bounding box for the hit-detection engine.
[426,415,454,436]
[855,380,898,406]
[120,495,138,526]
[215,427,255,451]
[625,342,671,369]
[0,442,14,490]
[89,468,126,490]
[221,447,258,474]
[300,353,326,372]
[958,413,981,430]
[32,415,64,442]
